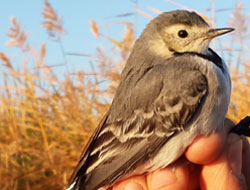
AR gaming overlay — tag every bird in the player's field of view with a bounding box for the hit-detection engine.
[67,10,234,190]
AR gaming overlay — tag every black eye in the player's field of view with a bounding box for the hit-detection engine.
[178,30,188,38]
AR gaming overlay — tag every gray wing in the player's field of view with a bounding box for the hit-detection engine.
[69,56,208,190]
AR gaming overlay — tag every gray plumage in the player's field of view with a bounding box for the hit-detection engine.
[68,10,233,190]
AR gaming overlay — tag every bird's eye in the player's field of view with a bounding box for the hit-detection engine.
[178,30,188,38]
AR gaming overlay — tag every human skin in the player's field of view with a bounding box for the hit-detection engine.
[112,119,250,190]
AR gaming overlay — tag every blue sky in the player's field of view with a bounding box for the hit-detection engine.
[0,0,250,76]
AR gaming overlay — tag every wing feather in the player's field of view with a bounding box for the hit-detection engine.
[69,56,208,190]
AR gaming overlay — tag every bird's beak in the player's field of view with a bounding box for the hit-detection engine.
[207,28,235,39]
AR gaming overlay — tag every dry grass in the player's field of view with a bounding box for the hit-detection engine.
[0,1,249,190]
[0,1,132,189]
[42,0,65,39]
[228,63,250,122]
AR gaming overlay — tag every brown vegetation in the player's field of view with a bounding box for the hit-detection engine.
[0,1,249,190]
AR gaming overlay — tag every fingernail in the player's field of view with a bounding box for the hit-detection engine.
[228,134,243,176]
[151,168,177,189]
[123,181,144,190]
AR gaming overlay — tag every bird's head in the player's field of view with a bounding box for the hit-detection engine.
[140,10,234,58]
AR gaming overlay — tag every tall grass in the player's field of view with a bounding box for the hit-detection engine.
[0,1,249,190]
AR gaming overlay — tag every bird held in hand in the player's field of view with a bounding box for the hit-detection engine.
[68,10,234,190]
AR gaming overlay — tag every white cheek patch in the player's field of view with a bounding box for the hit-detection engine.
[183,38,210,54]
[150,24,210,54]
[147,35,173,59]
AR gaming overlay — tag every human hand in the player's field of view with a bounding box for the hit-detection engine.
[112,119,250,190]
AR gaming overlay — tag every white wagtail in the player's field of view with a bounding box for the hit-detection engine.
[67,10,248,190]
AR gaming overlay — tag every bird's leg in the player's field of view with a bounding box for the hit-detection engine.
[230,116,250,137]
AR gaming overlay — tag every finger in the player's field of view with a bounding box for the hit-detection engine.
[200,133,247,190]
[242,136,250,188]
[112,175,147,190]
[185,131,226,164]
[147,161,190,190]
